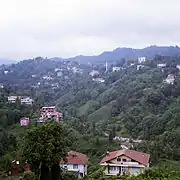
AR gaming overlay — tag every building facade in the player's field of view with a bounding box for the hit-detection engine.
[40,106,62,122]
[100,149,150,176]
[8,96,33,105]
[60,151,88,177]
[20,117,30,127]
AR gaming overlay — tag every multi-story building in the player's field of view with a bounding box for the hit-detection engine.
[40,106,62,122]
[8,96,18,103]
[100,149,150,176]
[21,97,33,105]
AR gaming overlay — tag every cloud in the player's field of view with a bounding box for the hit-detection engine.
[0,0,179,60]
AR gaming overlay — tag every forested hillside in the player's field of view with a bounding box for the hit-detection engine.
[0,52,180,179]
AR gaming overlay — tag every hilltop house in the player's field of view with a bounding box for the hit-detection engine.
[157,63,166,68]
[42,76,53,80]
[112,67,121,72]
[40,106,62,122]
[137,65,144,71]
[8,96,33,105]
[21,96,33,105]
[8,96,18,103]
[89,70,100,77]
[60,151,88,178]
[20,117,30,127]
[165,74,175,84]
[93,78,105,83]
[72,67,83,74]
[100,149,150,176]
[176,65,180,71]
[138,57,146,63]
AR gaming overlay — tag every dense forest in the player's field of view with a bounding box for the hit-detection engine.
[0,52,179,179]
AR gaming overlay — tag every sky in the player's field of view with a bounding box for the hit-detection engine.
[0,0,180,60]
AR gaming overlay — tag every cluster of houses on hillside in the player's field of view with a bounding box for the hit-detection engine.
[59,149,150,178]
[8,96,33,105]
[19,106,63,128]
[12,149,150,178]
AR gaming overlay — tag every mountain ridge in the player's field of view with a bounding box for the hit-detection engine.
[2,45,180,65]
[55,45,180,64]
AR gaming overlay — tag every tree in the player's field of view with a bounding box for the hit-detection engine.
[112,125,116,138]
[21,123,76,180]
[108,131,114,142]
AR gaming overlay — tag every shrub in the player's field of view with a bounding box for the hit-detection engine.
[22,171,36,180]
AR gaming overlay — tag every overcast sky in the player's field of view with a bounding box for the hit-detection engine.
[0,0,179,60]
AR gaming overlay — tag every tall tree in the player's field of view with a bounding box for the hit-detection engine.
[21,123,76,180]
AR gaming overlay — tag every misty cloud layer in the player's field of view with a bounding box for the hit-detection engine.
[0,0,180,60]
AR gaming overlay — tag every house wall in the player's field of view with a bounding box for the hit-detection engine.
[60,164,87,177]
[104,165,144,176]
[103,155,146,176]
[129,167,144,175]
[110,155,132,164]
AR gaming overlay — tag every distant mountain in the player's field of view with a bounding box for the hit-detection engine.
[0,59,16,65]
[53,45,180,64]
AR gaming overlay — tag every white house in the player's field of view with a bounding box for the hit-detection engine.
[89,70,100,77]
[100,149,150,176]
[176,65,180,71]
[4,70,9,74]
[112,67,121,72]
[8,96,33,105]
[138,57,146,63]
[0,83,4,88]
[93,78,105,83]
[21,97,33,105]
[120,144,129,150]
[60,151,88,178]
[157,63,166,68]
[165,74,175,84]
[54,68,62,72]
[8,96,18,103]
[137,65,144,71]
[42,76,53,80]
[57,71,63,77]
[72,67,83,74]
[32,74,36,78]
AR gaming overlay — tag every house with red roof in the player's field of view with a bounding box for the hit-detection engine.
[100,149,150,176]
[59,151,88,177]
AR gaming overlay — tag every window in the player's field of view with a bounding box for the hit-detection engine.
[73,164,78,169]
[122,159,127,162]
[117,157,121,162]
[122,166,127,173]
[110,166,117,171]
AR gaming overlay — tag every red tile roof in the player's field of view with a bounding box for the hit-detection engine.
[100,149,150,167]
[60,151,88,165]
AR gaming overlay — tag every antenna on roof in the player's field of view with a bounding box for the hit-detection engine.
[105,61,108,72]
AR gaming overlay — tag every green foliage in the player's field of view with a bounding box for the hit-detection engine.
[128,166,180,180]
[20,123,76,178]
[22,171,36,180]
[0,153,12,172]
